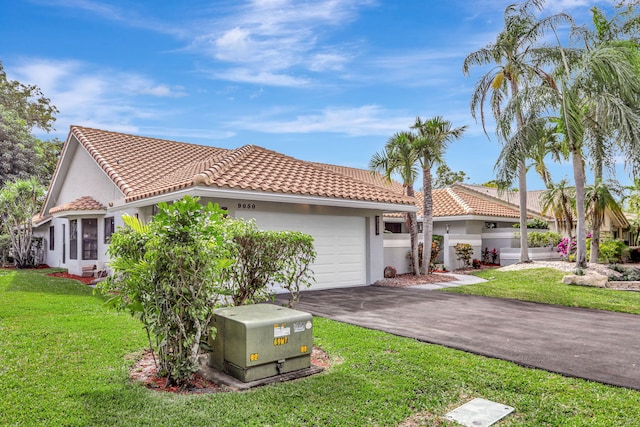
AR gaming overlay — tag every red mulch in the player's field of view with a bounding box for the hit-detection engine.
[130,346,331,394]
[47,271,96,285]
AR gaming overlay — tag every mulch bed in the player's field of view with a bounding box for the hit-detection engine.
[374,272,457,287]
[47,271,96,285]
[130,346,331,394]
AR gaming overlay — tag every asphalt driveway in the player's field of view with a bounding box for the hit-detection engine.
[274,286,640,390]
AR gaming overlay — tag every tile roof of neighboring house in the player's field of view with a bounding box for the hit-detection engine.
[455,183,547,215]
[431,188,522,218]
[68,126,415,206]
[50,196,106,214]
[385,187,523,219]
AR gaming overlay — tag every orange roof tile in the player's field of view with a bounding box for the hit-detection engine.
[454,183,547,215]
[50,196,106,214]
[69,126,415,207]
[384,187,522,219]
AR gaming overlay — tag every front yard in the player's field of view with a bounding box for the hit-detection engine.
[2,268,640,426]
[444,267,640,314]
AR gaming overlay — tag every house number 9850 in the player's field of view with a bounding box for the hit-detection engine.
[238,203,256,209]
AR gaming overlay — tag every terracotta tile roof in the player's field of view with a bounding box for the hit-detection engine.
[32,213,51,225]
[312,162,405,194]
[385,187,523,219]
[50,196,106,214]
[454,183,546,215]
[431,188,522,218]
[71,126,225,197]
[69,126,415,207]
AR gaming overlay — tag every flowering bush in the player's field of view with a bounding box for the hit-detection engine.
[556,237,576,260]
[454,243,474,268]
[481,247,500,264]
[491,248,499,264]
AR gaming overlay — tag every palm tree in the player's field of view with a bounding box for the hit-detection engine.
[370,132,420,275]
[585,179,625,262]
[411,116,467,274]
[541,178,576,239]
[551,40,640,267]
[463,0,571,264]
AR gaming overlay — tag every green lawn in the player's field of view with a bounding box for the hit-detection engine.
[443,268,640,314]
[2,268,640,426]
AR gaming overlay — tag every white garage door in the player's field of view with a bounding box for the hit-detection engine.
[236,211,366,290]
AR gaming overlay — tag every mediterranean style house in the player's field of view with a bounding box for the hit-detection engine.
[33,126,416,290]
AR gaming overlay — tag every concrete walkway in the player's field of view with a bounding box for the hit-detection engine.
[274,286,640,391]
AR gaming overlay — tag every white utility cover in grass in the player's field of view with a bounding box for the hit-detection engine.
[445,398,514,427]
[237,211,366,290]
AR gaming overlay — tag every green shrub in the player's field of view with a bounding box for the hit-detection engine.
[0,234,11,267]
[223,220,316,307]
[454,243,474,268]
[599,239,629,264]
[527,231,563,248]
[512,218,550,229]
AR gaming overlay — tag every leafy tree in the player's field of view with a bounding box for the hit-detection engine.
[0,61,57,131]
[0,177,45,268]
[433,164,468,189]
[0,61,58,187]
[34,138,64,185]
[101,197,234,386]
[0,107,38,186]
[463,0,570,264]
[370,132,421,275]
[411,116,467,274]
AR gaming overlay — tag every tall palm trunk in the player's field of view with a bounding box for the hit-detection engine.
[406,186,420,275]
[573,151,587,268]
[421,169,434,274]
[511,78,530,263]
[589,161,603,263]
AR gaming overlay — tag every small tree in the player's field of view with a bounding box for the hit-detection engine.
[100,196,233,386]
[0,177,45,268]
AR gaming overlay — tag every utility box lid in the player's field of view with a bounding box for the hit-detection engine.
[208,304,313,382]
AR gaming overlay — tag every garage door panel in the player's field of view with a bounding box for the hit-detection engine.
[237,211,366,289]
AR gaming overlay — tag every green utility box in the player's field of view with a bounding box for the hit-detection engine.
[207,304,313,382]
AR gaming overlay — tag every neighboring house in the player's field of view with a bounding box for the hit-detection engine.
[33,126,416,290]
[457,183,631,242]
[383,185,533,272]
[383,182,632,271]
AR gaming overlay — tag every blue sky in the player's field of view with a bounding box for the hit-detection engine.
[2,0,627,190]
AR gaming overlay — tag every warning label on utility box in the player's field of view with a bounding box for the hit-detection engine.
[274,325,291,338]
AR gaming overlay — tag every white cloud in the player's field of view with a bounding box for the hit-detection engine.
[229,105,415,136]
[190,0,375,86]
[34,0,187,37]
[212,68,310,87]
[9,58,188,136]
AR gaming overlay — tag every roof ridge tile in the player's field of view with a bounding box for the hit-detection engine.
[446,187,474,214]
[193,145,256,185]
[71,126,134,195]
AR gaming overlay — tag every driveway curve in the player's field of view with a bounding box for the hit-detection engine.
[274,286,640,390]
